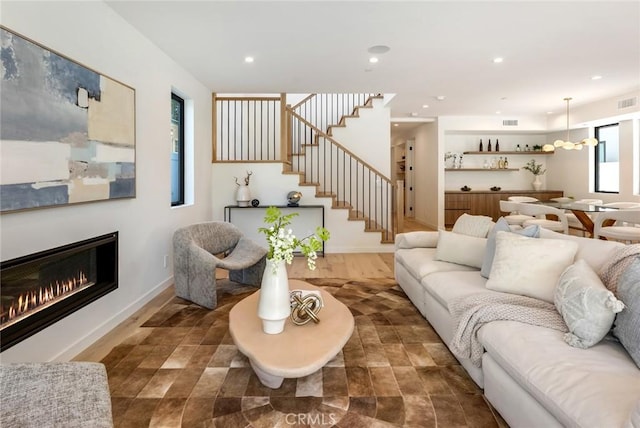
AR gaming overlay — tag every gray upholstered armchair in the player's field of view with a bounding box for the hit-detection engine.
[173,221,267,309]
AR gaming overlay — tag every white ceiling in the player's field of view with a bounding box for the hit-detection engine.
[106,1,640,121]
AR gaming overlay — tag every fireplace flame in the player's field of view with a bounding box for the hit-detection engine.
[2,272,89,326]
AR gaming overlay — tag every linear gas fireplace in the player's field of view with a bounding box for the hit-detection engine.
[1,232,118,351]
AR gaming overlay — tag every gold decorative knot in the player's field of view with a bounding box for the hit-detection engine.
[290,294,322,325]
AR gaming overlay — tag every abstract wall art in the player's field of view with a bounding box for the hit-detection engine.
[0,27,136,213]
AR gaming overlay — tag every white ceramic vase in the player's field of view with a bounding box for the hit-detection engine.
[236,185,251,207]
[532,175,542,191]
[257,259,291,334]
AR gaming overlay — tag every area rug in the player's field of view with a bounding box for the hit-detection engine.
[101,278,506,427]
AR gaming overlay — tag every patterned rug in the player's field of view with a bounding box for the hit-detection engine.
[101,278,506,427]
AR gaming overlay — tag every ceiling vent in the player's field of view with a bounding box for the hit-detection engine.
[502,119,518,126]
[618,97,637,109]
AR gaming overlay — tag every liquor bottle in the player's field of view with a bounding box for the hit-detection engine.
[525,144,530,151]
[488,139,492,152]
[516,144,521,152]
[504,157,509,169]
[479,139,483,152]
[496,139,500,152]
[498,156,504,169]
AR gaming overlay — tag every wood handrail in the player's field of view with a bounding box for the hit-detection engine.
[215,96,281,101]
[286,107,393,186]
[291,93,316,110]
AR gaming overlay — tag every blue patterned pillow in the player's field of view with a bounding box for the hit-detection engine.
[613,256,640,368]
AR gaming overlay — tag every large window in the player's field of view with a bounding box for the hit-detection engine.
[594,123,619,193]
[171,93,185,206]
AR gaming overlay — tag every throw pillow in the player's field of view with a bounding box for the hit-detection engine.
[486,231,578,303]
[554,259,625,349]
[480,217,540,278]
[452,213,494,238]
[435,230,487,269]
[613,256,640,369]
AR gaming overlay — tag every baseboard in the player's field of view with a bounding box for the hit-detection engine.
[327,245,395,253]
[53,276,174,362]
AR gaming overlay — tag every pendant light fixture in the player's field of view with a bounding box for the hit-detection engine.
[543,97,599,152]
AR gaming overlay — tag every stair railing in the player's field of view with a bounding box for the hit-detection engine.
[291,93,377,135]
[212,94,285,162]
[286,108,396,242]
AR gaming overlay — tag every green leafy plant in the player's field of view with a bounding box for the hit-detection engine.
[522,159,546,176]
[258,206,330,271]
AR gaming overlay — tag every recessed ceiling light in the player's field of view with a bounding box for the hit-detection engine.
[496,111,501,115]
[422,104,429,109]
[369,57,379,64]
[436,95,445,101]
[367,45,391,54]
[393,123,399,127]
[244,56,254,63]
[547,111,554,115]
[493,57,504,63]
[592,75,603,80]
[410,112,419,117]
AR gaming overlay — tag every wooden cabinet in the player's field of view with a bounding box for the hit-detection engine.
[444,190,564,227]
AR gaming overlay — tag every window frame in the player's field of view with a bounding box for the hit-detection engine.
[171,93,185,206]
[594,122,619,194]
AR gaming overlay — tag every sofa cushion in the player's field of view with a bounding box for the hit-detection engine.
[485,232,578,303]
[422,270,490,310]
[478,321,640,428]
[614,257,640,368]
[435,230,487,269]
[395,247,476,282]
[452,213,494,237]
[480,217,540,278]
[554,259,624,349]
[627,399,640,428]
[539,228,624,271]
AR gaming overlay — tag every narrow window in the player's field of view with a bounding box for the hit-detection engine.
[594,123,619,193]
[171,93,185,206]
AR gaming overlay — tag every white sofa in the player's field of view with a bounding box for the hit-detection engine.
[395,227,640,428]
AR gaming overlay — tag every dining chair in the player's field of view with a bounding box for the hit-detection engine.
[602,202,640,209]
[564,199,603,236]
[498,200,534,227]
[518,203,569,234]
[593,210,640,243]
[508,196,539,203]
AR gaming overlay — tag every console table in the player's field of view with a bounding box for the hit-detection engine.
[224,205,325,255]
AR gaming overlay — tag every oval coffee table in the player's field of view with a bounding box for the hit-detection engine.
[229,279,354,388]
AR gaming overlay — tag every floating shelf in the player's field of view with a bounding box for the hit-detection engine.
[445,168,519,171]
[462,151,554,155]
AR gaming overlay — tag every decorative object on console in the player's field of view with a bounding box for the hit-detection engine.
[460,185,471,191]
[0,28,136,213]
[257,206,330,334]
[490,186,501,191]
[287,191,302,207]
[545,97,599,152]
[251,198,260,207]
[234,171,252,207]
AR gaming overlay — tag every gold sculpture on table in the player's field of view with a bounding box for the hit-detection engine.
[290,290,323,325]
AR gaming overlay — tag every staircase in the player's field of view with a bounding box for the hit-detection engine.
[213,93,397,244]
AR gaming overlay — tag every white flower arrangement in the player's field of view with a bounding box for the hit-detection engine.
[258,206,330,272]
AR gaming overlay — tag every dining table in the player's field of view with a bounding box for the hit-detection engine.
[533,200,618,237]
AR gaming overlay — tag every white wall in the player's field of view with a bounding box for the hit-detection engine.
[0,2,213,361]
[328,98,391,177]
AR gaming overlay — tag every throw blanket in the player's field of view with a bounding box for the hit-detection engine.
[599,244,640,296]
[449,292,568,367]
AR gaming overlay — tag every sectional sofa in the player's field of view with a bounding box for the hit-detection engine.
[394,218,640,427]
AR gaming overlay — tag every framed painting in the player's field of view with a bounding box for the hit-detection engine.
[0,26,136,213]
